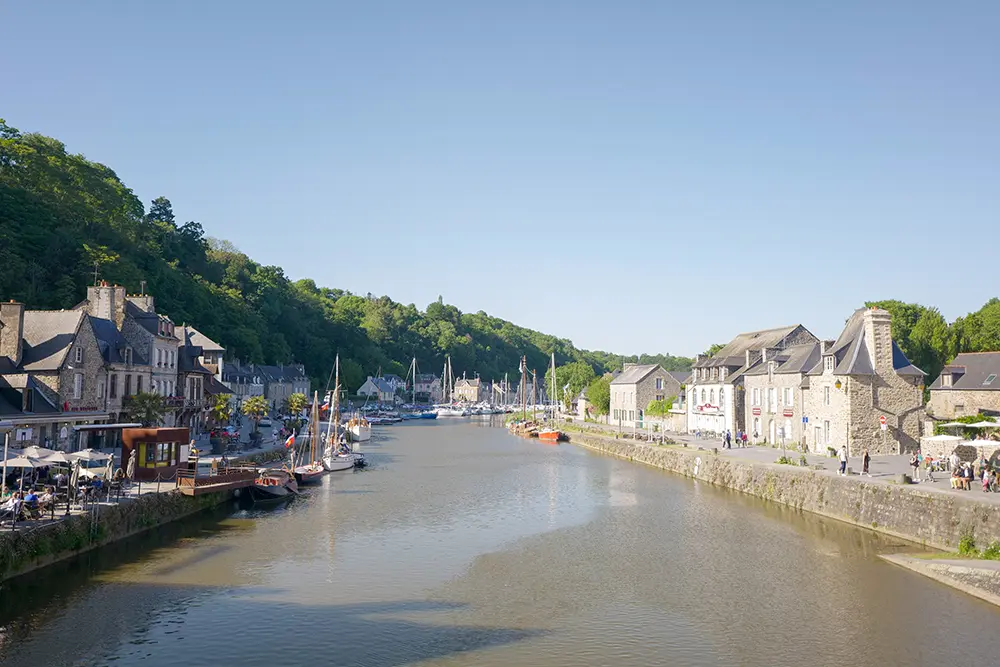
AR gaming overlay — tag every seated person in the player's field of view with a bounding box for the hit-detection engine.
[951,469,962,489]
[1,492,23,520]
[38,487,55,509]
[23,489,39,508]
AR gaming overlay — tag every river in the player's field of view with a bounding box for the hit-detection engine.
[1,420,998,666]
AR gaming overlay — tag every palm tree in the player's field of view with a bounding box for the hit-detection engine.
[127,392,167,427]
[242,395,269,436]
[286,392,308,430]
[210,394,232,427]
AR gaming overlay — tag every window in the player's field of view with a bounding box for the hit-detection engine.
[124,348,132,366]
[824,356,834,372]
[156,349,163,367]
[110,374,118,399]
[137,376,143,394]
[784,388,792,407]
[718,388,724,405]
[656,378,663,390]
[709,389,715,404]
[73,373,83,399]
[168,350,175,368]
[942,374,952,387]
[700,389,706,403]
[97,380,105,399]
[768,388,775,413]
[74,347,83,364]
[157,442,172,462]
[629,410,634,421]
[824,386,830,406]
[655,394,664,402]
[613,409,618,420]
[752,388,759,406]
[985,374,997,386]
[824,420,830,445]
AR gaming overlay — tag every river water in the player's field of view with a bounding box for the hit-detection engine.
[2,420,999,666]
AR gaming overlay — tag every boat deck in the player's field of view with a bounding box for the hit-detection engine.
[176,468,257,496]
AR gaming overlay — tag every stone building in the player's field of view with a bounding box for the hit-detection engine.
[122,293,181,402]
[357,376,396,403]
[743,342,822,446]
[222,359,265,406]
[453,377,482,403]
[688,325,817,437]
[259,364,311,412]
[413,373,442,403]
[89,316,152,423]
[0,301,110,448]
[610,364,683,429]
[802,308,924,455]
[926,352,1000,419]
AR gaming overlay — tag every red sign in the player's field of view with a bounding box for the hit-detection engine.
[783,408,794,418]
[879,415,887,425]
[696,404,720,412]
[752,407,761,416]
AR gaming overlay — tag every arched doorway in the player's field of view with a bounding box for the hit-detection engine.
[753,417,761,442]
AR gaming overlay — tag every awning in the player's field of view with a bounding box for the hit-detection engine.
[73,423,142,432]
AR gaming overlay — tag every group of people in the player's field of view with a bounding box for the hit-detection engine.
[0,486,57,523]
[943,452,1000,492]
[721,429,749,449]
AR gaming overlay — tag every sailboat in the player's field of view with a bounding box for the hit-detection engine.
[435,355,469,416]
[323,356,361,471]
[538,352,565,443]
[294,392,326,484]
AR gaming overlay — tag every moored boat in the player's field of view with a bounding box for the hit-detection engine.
[347,416,372,441]
[252,468,298,501]
[538,429,566,443]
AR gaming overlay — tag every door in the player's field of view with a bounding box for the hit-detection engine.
[814,426,822,452]
[769,420,776,444]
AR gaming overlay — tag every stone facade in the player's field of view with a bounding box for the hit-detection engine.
[610,364,682,429]
[928,390,1000,420]
[927,353,1000,420]
[745,360,810,446]
[803,309,924,456]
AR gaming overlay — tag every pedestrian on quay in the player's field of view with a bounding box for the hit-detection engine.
[725,430,732,449]
[910,452,921,482]
[862,449,871,477]
[838,445,848,475]
[925,455,936,482]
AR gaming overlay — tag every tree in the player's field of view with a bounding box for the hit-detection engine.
[286,392,308,430]
[585,375,611,415]
[209,394,232,426]
[646,396,675,418]
[544,360,597,407]
[866,300,953,382]
[704,343,725,358]
[954,299,1000,354]
[242,395,269,434]
[126,392,167,427]
[146,196,175,224]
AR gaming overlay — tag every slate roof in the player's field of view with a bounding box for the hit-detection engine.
[18,310,84,371]
[415,373,439,383]
[611,364,663,385]
[124,301,176,339]
[455,377,481,387]
[0,376,59,416]
[89,317,149,365]
[178,345,212,375]
[745,343,821,376]
[361,377,395,393]
[695,325,803,369]
[668,371,692,385]
[807,308,924,377]
[179,326,224,352]
[929,352,1000,391]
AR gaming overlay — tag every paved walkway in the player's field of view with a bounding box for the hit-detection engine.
[564,419,1000,506]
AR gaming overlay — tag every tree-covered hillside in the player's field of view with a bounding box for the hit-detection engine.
[0,119,691,390]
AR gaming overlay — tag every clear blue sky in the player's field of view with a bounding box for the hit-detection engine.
[3,1,998,357]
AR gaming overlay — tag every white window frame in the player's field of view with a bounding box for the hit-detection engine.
[97,380,105,399]
[784,387,792,407]
[824,420,830,445]
[74,347,83,364]
[656,378,663,390]
[824,386,831,406]
[824,356,834,372]
[942,374,952,387]
[73,373,83,399]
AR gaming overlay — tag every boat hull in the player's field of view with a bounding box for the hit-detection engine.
[538,430,566,443]
[294,467,325,485]
[348,425,372,441]
[322,456,355,472]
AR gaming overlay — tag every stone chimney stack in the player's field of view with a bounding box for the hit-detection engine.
[87,283,127,329]
[864,308,893,371]
[128,294,156,314]
[0,301,25,367]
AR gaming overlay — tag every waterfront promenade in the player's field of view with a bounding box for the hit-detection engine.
[564,419,1000,507]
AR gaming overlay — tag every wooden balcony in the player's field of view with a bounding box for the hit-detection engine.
[176,467,257,496]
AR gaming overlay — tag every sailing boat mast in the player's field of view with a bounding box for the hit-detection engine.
[311,391,320,464]
[333,354,340,451]
[411,357,417,405]
[550,352,557,422]
[531,369,537,421]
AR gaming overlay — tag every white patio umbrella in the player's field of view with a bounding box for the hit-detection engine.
[938,422,968,429]
[126,449,137,481]
[968,421,1000,428]
[69,449,112,463]
[19,445,55,459]
[923,434,963,442]
[42,451,75,465]
[3,456,42,469]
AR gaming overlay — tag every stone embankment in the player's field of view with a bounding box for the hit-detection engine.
[882,555,1000,607]
[0,490,231,582]
[569,432,1000,552]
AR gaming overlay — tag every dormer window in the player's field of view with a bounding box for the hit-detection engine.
[124,347,133,366]
[942,374,952,387]
[824,356,834,372]
[984,374,997,386]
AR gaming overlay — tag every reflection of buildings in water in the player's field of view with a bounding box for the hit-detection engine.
[607,463,638,508]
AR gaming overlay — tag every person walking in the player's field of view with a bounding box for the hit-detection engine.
[838,445,848,476]
[862,449,871,477]
[741,431,748,447]
[910,452,921,482]
[725,430,732,449]
[925,455,936,482]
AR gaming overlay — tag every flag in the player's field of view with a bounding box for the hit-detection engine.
[284,433,296,449]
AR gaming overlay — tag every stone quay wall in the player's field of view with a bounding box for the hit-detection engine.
[0,489,231,582]
[569,433,1000,552]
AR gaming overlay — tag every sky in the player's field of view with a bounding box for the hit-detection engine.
[2,1,998,357]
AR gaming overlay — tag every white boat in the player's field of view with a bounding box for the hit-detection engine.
[435,406,469,417]
[347,416,372,441]
[322,356,362,471]
[294,391,327,485]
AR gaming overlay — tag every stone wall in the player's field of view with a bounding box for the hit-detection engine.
[745,371,806,445]
[848,373,924,456]
[803,373,850,454]
[0,489,231,582]
[928,390,1000,420]
[569,432,1000,551]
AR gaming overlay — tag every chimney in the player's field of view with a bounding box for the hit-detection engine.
[0,301,25,367]
[86,284,127,328]
[128,293,156,314]
[695,354,707,365]
[864,308,893,371]
[761,348,768,363]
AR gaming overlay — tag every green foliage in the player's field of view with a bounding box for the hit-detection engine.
[544,361,597,407]
[646,396,675,418]
[209,394,232,426]
[585,375,611,415]
[799,455,808,467]
[0,119,692,393]
[126,392,167,427]
[958,531,977,556]
[242,395,269,434]
[776,456,794,465]
[933,412,994,438]
[865,300,952,381]
[703,343,725,358]
[287,392,308,415]
[980,541,1000,561]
